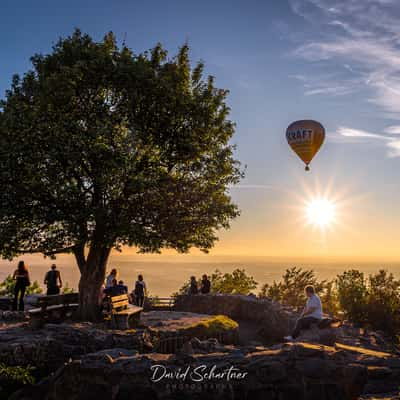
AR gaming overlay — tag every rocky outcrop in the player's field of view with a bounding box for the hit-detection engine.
[0,322,151,370]
[142,311,239,353]
[9,342,379,400]
[295,322,396,353]
[174,294,293,342]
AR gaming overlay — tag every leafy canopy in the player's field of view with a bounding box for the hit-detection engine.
[0,30,242,260]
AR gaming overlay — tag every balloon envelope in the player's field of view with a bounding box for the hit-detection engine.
[286,120,325,170]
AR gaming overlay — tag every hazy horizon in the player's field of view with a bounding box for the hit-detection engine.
[2,252,400,297]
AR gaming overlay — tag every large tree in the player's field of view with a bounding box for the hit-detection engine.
[0,30,242,320]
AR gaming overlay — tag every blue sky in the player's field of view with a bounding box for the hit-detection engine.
[1,0,400,258]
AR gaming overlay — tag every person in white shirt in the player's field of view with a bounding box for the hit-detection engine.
[284,285,323,341]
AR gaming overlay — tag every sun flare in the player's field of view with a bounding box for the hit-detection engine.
[305,198,336,228]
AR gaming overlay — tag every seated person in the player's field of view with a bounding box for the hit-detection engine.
[104,278,128,297]
[200,274,211,294]
[284,285,323,341]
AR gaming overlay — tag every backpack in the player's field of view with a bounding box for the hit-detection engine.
[135,281,144,296]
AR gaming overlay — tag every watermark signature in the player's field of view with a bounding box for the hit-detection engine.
[150,364,248,383]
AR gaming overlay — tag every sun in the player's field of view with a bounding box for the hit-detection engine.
[305,197,336,228]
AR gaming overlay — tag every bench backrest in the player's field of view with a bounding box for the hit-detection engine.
[110,294,130,312]
[37,293,79,309]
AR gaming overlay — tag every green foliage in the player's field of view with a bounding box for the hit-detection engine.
[175,268,257,296]
[0,275,43,296]
[0,29,242,263]
[0,363,35,397]
[210,268,257,295]
[336,270,368,324]
[320,279,340,317]
[259,267,327,308]
[61,282,75,294]
[259,267,400,338]
[183,315,238,336]
[367,270,400,336]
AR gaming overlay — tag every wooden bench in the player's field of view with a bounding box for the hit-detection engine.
[28,293,79,328]
[103,294,143,330]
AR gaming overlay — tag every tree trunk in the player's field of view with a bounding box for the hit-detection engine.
[76,242,111,322]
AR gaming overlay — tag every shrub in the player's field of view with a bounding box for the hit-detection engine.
[61,283,75,294]
[174,268,257,296]
[367,270,400,336]
[259,267,327,308]
[0,363,35,398]
[0,275,43,296]
[336,270,368,325]
[209,268,257,295]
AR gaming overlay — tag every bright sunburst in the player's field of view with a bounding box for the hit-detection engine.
[305,197,336,228]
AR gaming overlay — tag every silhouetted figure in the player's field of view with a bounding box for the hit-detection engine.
[44,264,62,295]
[104,278,127,297]
[117,280,128,294]
[188,276,198,295]
[284,285,323,341]
[105,268,118,288]
[200,274,211,294]
[12,261,30,311]
[134,274,146,307]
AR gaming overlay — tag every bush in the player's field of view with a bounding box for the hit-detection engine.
[0,363,35,398]
[209,268,257,295]
[259,267,327,308]
[174,268,257,296]
[61,282,75,294]
[336,270,368,325]
[0,275,43,296]
[367,270,400,336]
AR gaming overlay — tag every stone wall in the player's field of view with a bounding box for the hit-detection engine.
[174,294,295,342]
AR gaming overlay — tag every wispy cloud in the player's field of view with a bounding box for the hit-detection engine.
[387,140,400,157]
[335,126,400,156]
[231,184,274,190]
[289,0,400,115]
[384,125,400,134]
[336,127,388,140]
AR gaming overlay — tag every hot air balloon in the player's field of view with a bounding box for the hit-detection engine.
[286,120,325,171]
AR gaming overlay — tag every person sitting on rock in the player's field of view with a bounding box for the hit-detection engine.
[284,285,323,341]
[188,276,198,295]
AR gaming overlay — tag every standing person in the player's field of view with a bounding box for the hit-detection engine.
[105,268,118,288]
[200,274,211,294]
[284,285,323,341]
[12,261,30,311]
[188,276,198,295]
[44,264,62,295]
[134,274,146,307]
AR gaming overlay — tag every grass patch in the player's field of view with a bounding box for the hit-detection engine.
[181,315,238,337]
